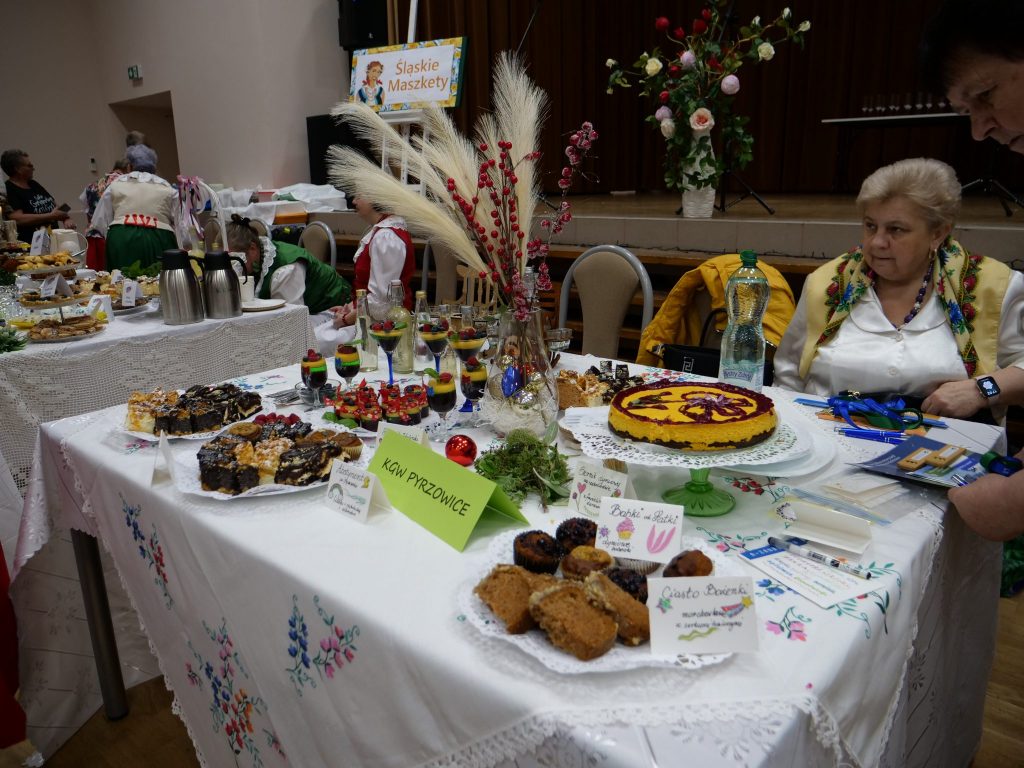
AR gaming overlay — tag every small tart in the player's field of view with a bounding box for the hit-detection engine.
[512,530,563,574]
[555,517,597,552]
[662,549,714,578]
[560,545,613,581]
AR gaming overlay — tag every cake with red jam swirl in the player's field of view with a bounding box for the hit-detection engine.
[607,380,776,451]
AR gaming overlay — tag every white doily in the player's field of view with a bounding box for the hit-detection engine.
[559,406,807,469]
[459,530,741,674]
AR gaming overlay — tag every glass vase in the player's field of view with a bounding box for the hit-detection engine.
[479,307,558,437]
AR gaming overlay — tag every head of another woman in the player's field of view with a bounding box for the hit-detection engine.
[855,158,959,285]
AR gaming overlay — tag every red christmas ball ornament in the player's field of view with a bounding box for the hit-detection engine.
[445,434,478,466]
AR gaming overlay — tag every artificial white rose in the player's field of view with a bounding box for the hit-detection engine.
[758,42,775,61]
[689,107,715,133]
[645,57,663,76]
[660,118,676,139]
[783,7,792,19]
[798,20,811,32]
[751,15,761,26]
[606,58,618,68]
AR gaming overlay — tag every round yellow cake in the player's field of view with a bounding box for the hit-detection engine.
[608,381,777,451]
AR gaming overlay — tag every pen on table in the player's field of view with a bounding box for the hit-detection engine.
[833,427,908,445]
[767,536,873,580]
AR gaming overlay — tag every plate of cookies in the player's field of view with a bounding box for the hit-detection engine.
[461,523,740,674]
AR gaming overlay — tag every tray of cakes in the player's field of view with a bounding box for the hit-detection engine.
[26,315,106,343]
[18,286,93,310]
[461,525,740,673]
[10,251,81,276]
[170,413,363,500]
[111,295,152,315]
[124,383,265,440]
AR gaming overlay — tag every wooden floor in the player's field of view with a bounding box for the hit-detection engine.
[2,591,1021,767]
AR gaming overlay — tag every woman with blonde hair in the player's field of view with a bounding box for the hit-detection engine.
[774,157,1024,419]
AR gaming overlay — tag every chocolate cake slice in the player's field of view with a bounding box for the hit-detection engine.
[232,390,263,419]
[197,436,258,494]
[274,444,334,486]
[154,404,192,435]
[189,400,226,433]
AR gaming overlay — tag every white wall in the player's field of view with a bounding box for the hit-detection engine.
[0,0,350,215]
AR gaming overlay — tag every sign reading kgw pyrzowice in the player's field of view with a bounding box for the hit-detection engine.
[349,37,466,112]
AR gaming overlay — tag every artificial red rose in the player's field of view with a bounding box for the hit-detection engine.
[692,18,707,34]
[668,65,681,77]
[674,26,686,38]
[659,90,670,103]
[708,55,722,71]
[702,8,712,20]
[655,16,670,31]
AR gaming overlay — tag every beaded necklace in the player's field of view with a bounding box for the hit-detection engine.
[898,266,933,328]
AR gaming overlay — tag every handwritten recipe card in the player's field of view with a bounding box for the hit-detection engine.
[595,497,684,564]
[647,576,760,654]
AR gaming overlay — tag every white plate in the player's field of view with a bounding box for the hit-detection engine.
[112,301,153,316]
[241,298,286,312]
[459,530,739,675]
[170,424,357,500]
[720,418,837,478]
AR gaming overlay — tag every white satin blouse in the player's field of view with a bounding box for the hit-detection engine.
[773,270,1024,398]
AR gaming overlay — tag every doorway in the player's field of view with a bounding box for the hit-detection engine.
[109,90,180,180]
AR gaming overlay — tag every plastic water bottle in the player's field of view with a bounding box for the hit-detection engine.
[718,250,770,392]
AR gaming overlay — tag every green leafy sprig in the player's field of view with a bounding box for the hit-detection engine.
[0,326,27,354]
[474,428,570,505]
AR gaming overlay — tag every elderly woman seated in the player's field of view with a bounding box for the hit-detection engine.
[774,158,1024,419]
[226,215,353,355]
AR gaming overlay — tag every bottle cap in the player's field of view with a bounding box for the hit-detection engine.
[739,249,758,266]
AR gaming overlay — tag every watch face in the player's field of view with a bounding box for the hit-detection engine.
[977,376,1000,398]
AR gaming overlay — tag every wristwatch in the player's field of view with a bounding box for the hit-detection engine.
[975,376,1001,400]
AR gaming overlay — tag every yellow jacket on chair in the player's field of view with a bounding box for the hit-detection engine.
[636,253,796,366]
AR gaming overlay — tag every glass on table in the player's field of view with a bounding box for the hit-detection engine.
[368,321,405,385]
[544,327,572,365]
[334,344,361,391]
[426,346,459,442]
[417,314,451,370]
[300,349,329,407]
[459,354,487,425]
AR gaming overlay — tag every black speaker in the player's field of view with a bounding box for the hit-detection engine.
[306,114,375,197]
[338,0,388,50]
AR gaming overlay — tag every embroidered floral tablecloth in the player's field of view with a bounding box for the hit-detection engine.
[17,358,1002,768]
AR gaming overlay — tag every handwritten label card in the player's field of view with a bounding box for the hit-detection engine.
[122,279,139,307]
[87,294,113,318]
[39,275,59,299]
[648,576,759,655]
[595,497,684,564]
[569,459,632,517]
[30,229,49,256]
[368,431,527,550]
[376,420,429,447]
[324,461,390,523]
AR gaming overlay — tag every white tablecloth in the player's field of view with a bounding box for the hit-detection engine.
[5,305,315,756]
[17,359,1002,767]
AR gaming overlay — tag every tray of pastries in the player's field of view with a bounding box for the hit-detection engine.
[461,527,739,674]
[125,383,265,439]
[170,413,363,499]
[27,315,106,343]
[11,251,82,276]
[18,287,93,309]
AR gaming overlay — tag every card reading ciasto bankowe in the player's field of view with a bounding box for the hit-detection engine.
[595,497,685,564]
[368,431,526,550]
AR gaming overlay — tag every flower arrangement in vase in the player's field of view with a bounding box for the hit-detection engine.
[606,2,810,200]
[328,53,597,435]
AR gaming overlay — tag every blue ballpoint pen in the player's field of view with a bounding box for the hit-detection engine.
[834,427,908,445]
[794,397,947,428]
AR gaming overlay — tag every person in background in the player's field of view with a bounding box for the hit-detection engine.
[774,158,1024,417]
[126,130,148,148]
[82,158,130,227]
[331,195,415,333]
[226,214,352,356]
[1,149,72,243]
[923,0,1024,546]
[90,144,178,270]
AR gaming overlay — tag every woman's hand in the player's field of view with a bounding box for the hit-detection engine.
[330,303,356,329]
[921,379,986,418]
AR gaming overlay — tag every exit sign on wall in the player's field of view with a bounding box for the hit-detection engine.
[127,65,142,81]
